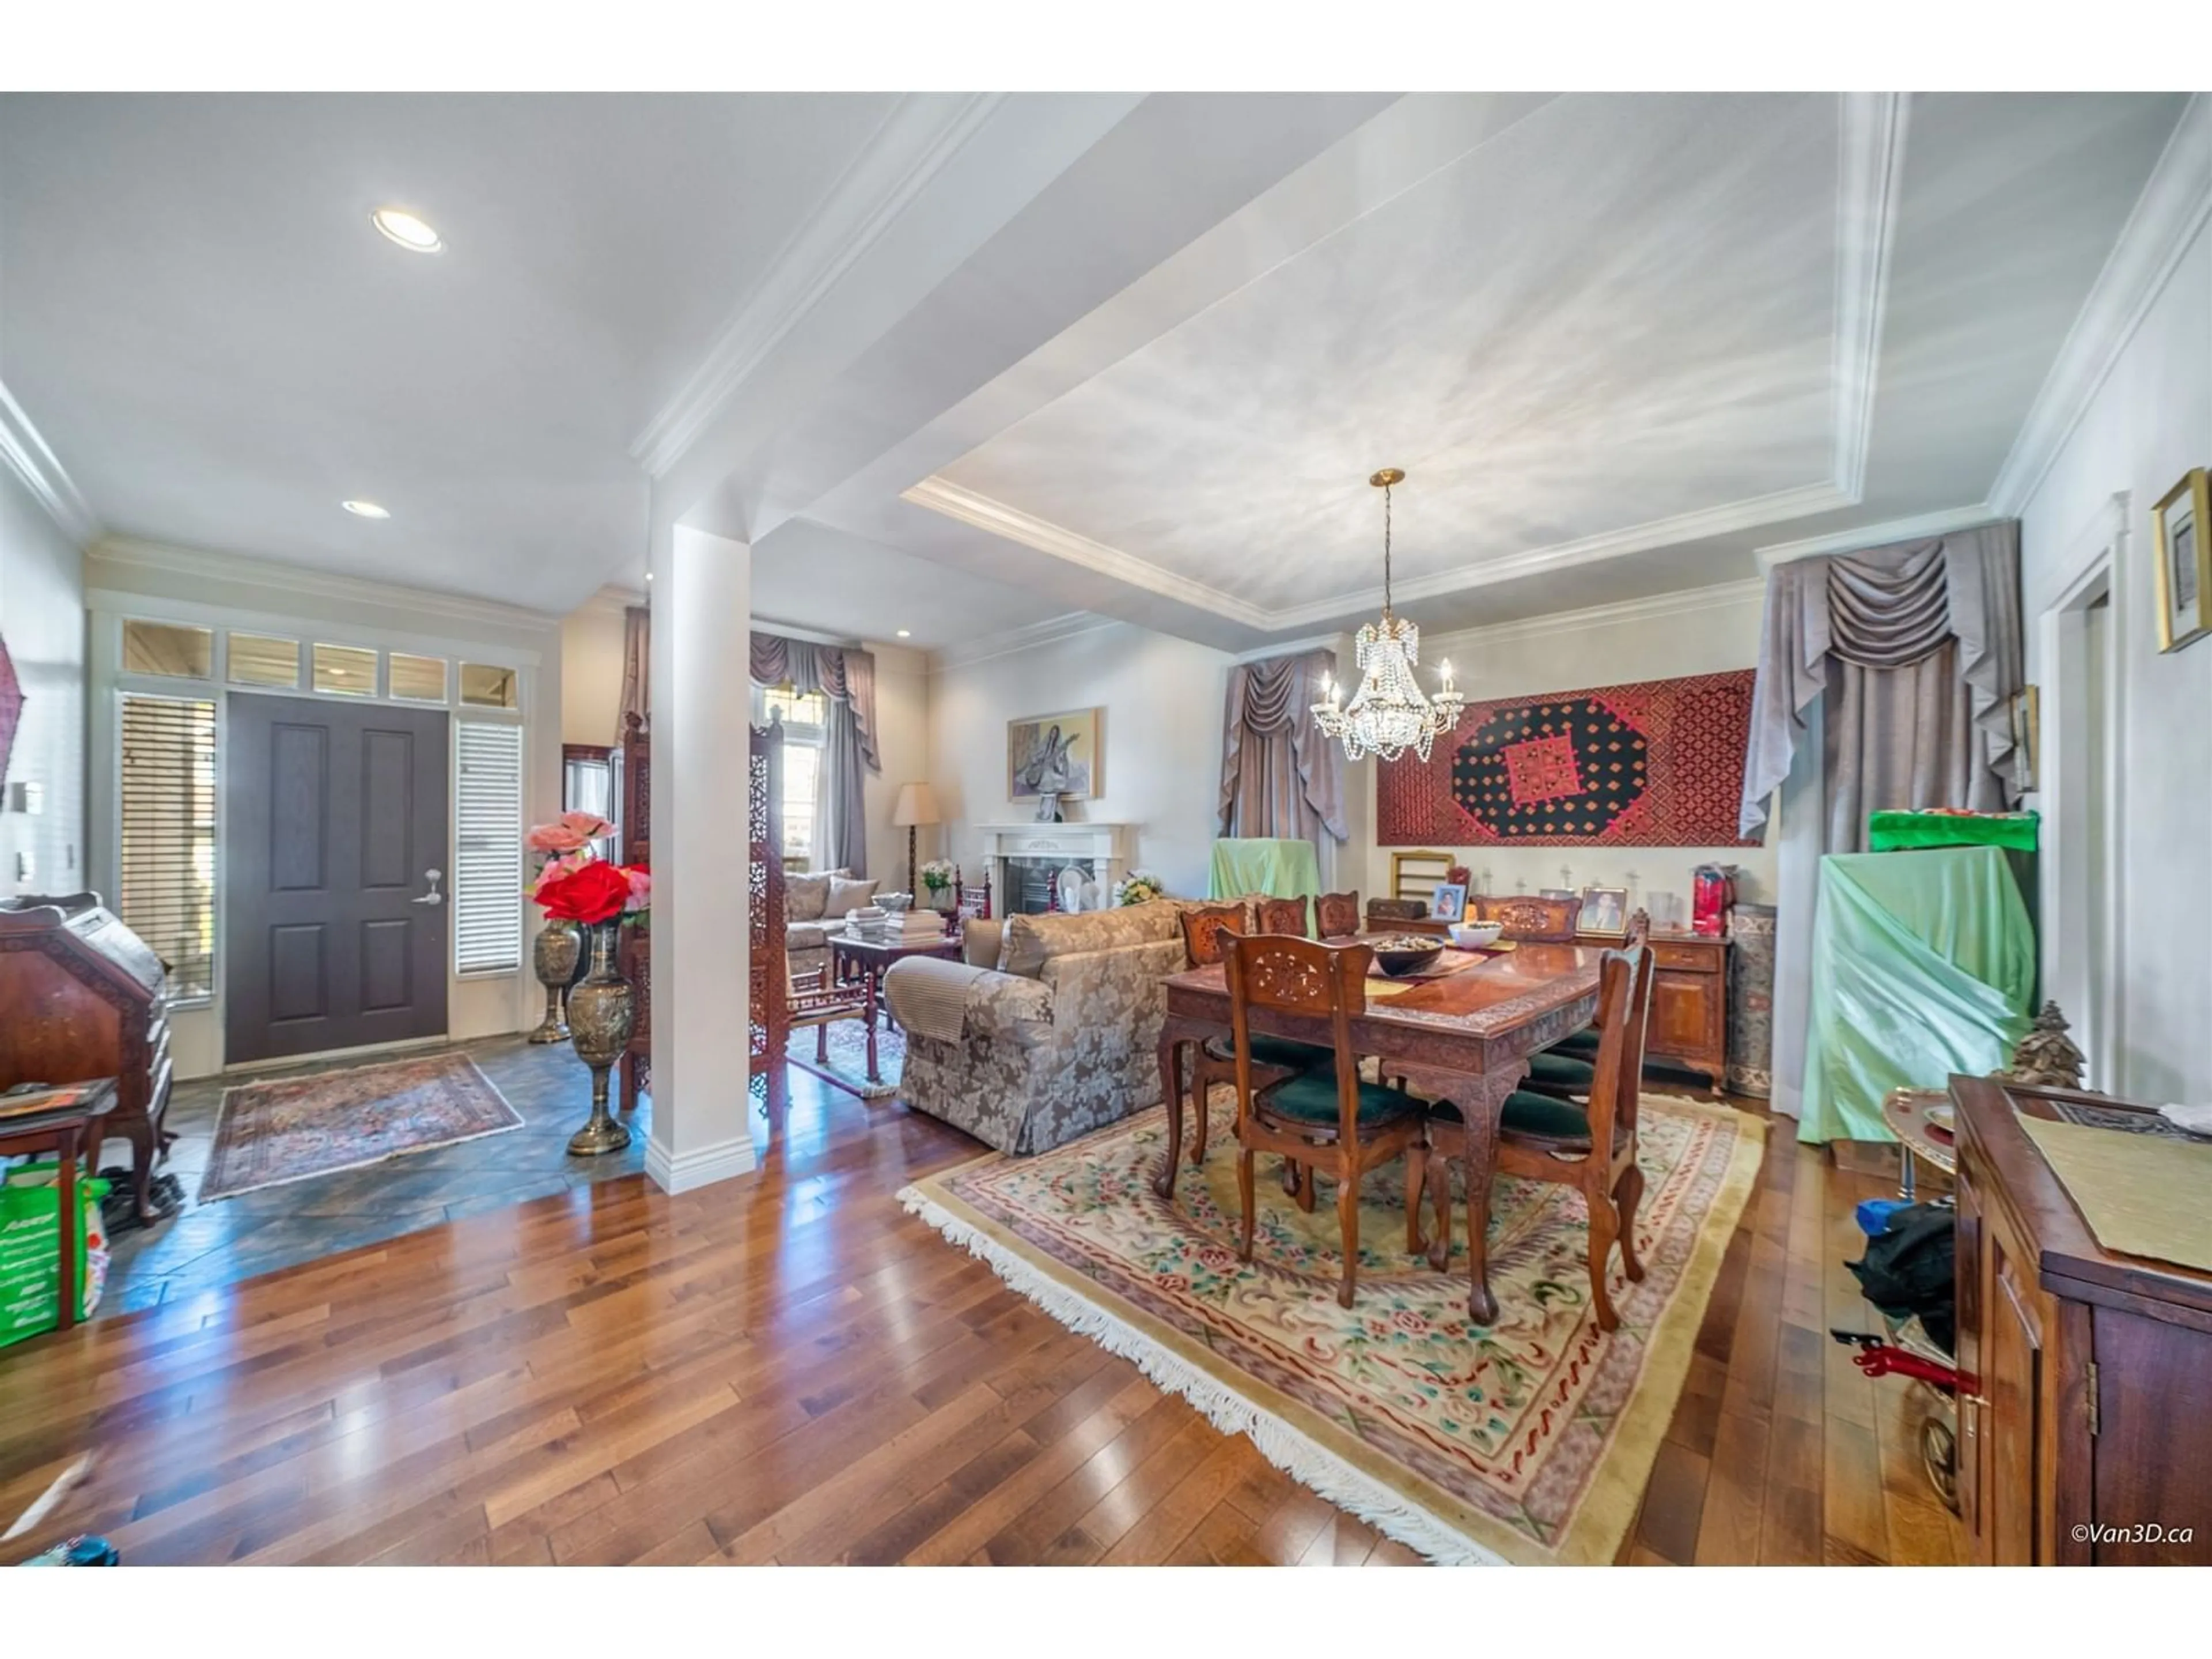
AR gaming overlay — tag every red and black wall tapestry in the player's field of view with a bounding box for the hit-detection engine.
[1376,668,1760,847]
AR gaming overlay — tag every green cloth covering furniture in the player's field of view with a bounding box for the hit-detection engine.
[1798,846,2035,1144]
[1209,837,1321,902]
[1867,809,2039,853]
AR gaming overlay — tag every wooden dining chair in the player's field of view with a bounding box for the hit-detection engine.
[1422,942,1653,1331]
[1470,892,1583,942]
[1314,890,1361,940]
[1169,906,1328,1179]
[1256,895,1312,937]
[1225,934,1429,1307]
[1528,908,1649,1086]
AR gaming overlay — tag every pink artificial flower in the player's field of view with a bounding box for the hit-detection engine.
[558,809,617,841]
[525,821,589,853]
[623,866,652,912]
[528,849,590,897]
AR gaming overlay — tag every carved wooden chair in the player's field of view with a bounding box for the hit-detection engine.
[954,870,992,922]
[1422,942,1652,1331]
[1225,934,1429,1308]
[1471,892,1584,942]
[1168,905,1327,1182]
[786,965,869,1064]
[1256,895,1312,937]
[1315,890,1361,940]
[1537,908,1649,1080]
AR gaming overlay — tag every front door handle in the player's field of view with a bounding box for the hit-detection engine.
[413,868,445,907]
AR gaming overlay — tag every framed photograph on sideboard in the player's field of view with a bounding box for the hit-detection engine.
[1430,882,1468,924]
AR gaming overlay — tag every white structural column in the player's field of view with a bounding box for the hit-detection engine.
[643,521,757,1193]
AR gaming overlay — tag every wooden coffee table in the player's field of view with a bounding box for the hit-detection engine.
[830,932,964,1085]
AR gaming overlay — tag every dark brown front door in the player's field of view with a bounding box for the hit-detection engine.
[225,694,450,1063]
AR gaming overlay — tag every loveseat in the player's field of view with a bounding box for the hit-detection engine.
[783,868,879,982]
[882,900,1198,1154]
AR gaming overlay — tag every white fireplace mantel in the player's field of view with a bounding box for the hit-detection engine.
[975,821,1134,912]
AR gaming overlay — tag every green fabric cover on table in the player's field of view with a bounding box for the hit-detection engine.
[1202,1033,1333,1070]
[1263,1070,1422,1128]
[1798,845,2035,1146]
[1867,809,2039,853]
[1209,838,1322,902]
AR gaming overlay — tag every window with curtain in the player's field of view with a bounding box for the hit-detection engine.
[454,722,524,974]
[118,693,218,1000]
[753,685,827,868]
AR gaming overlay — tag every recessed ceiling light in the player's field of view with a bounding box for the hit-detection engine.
[371,207,442,253]
[896,628,911,638]
[342,499,390,519]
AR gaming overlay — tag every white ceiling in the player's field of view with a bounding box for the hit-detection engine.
[1,92,2195,653]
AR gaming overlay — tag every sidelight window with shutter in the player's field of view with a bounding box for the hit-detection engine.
[117,694,219,1001]
[454,722,524,975]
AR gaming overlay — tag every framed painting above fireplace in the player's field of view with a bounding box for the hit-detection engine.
[1008,707,1101,801]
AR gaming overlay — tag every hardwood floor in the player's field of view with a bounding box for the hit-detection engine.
[0,1069,1961,1565]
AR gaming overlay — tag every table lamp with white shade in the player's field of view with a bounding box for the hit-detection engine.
[891,782,941,902]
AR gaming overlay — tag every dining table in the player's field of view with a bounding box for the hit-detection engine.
[1155,938,1607,1323]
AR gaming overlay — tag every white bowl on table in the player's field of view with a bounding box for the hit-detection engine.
[1448,922,1503,950]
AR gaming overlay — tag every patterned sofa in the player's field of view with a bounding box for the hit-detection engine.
[882,900,1199,1154]
[783,868,877,983]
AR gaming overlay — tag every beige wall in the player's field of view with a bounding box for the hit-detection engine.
[0,468,86,901]
[1352,581,1777,915]
[559,594,630,747]
[929,622,1235,900]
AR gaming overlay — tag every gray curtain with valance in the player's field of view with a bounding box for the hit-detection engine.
[1218,648,1348,847]
[749,632,882,877]
[1741,519,2026,1118]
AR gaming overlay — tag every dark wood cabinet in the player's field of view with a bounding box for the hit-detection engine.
[0,893,174,1222]
[1952,1074,2212,1566]
[1641,931,1729,1088]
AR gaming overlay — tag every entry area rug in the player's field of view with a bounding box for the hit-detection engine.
[900,1089,1764,1565]
[199,1052,525,1202]
[789,1021,906,1101]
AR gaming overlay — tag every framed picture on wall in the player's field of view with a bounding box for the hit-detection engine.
[1008,707,1102,800]
[2153,468,2211,652]
[1430,882,1468,923]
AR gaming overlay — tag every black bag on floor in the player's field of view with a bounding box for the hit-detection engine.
[1847,1202,1955,1354]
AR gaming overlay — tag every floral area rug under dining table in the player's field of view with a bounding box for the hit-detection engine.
[902,1088,1764,1565]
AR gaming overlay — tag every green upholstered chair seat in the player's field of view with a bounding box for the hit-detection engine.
[1202,1033,1332,1071]
[1429,1090,1626,1150]
[1522,1048,1597,1091]
[1259,1070,1422,1130]
[1547,1027,1602,1059]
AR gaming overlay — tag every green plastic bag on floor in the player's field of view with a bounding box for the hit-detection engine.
[0,1166,112,1348]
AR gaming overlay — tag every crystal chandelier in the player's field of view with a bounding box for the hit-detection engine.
[1311,468,1465,763]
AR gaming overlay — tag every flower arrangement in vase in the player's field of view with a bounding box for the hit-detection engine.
[523,812,649,1155]
[920,857,958,910]
[1112,868,1165,907]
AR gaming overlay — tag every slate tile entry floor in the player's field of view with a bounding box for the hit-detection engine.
[98,1037,645,1317]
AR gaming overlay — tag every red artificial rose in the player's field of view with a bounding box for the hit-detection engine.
[536,858,635,925]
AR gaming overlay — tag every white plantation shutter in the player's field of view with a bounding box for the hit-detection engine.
[117,694,218,999]
[454,722,524,974]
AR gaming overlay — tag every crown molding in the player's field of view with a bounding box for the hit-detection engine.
[1422,577,1768,657]
[927,610,1118,673]
[89,535,562,634]
[630,93,1005,479]
[1832,92,1908,502]
[0,378,100,548]
[1988,93,2212,517]
[903,476,1271,626]
[1754,502,2000,569]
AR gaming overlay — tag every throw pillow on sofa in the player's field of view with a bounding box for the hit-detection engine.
[825,874,880,918]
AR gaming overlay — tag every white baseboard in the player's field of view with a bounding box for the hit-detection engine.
[644,1133,757,1194]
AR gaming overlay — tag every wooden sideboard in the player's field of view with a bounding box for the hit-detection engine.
[1642,930,1730,1089]
[1951,1074,2212,1565]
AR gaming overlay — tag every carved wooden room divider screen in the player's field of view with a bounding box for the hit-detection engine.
[616,716,789,1116]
